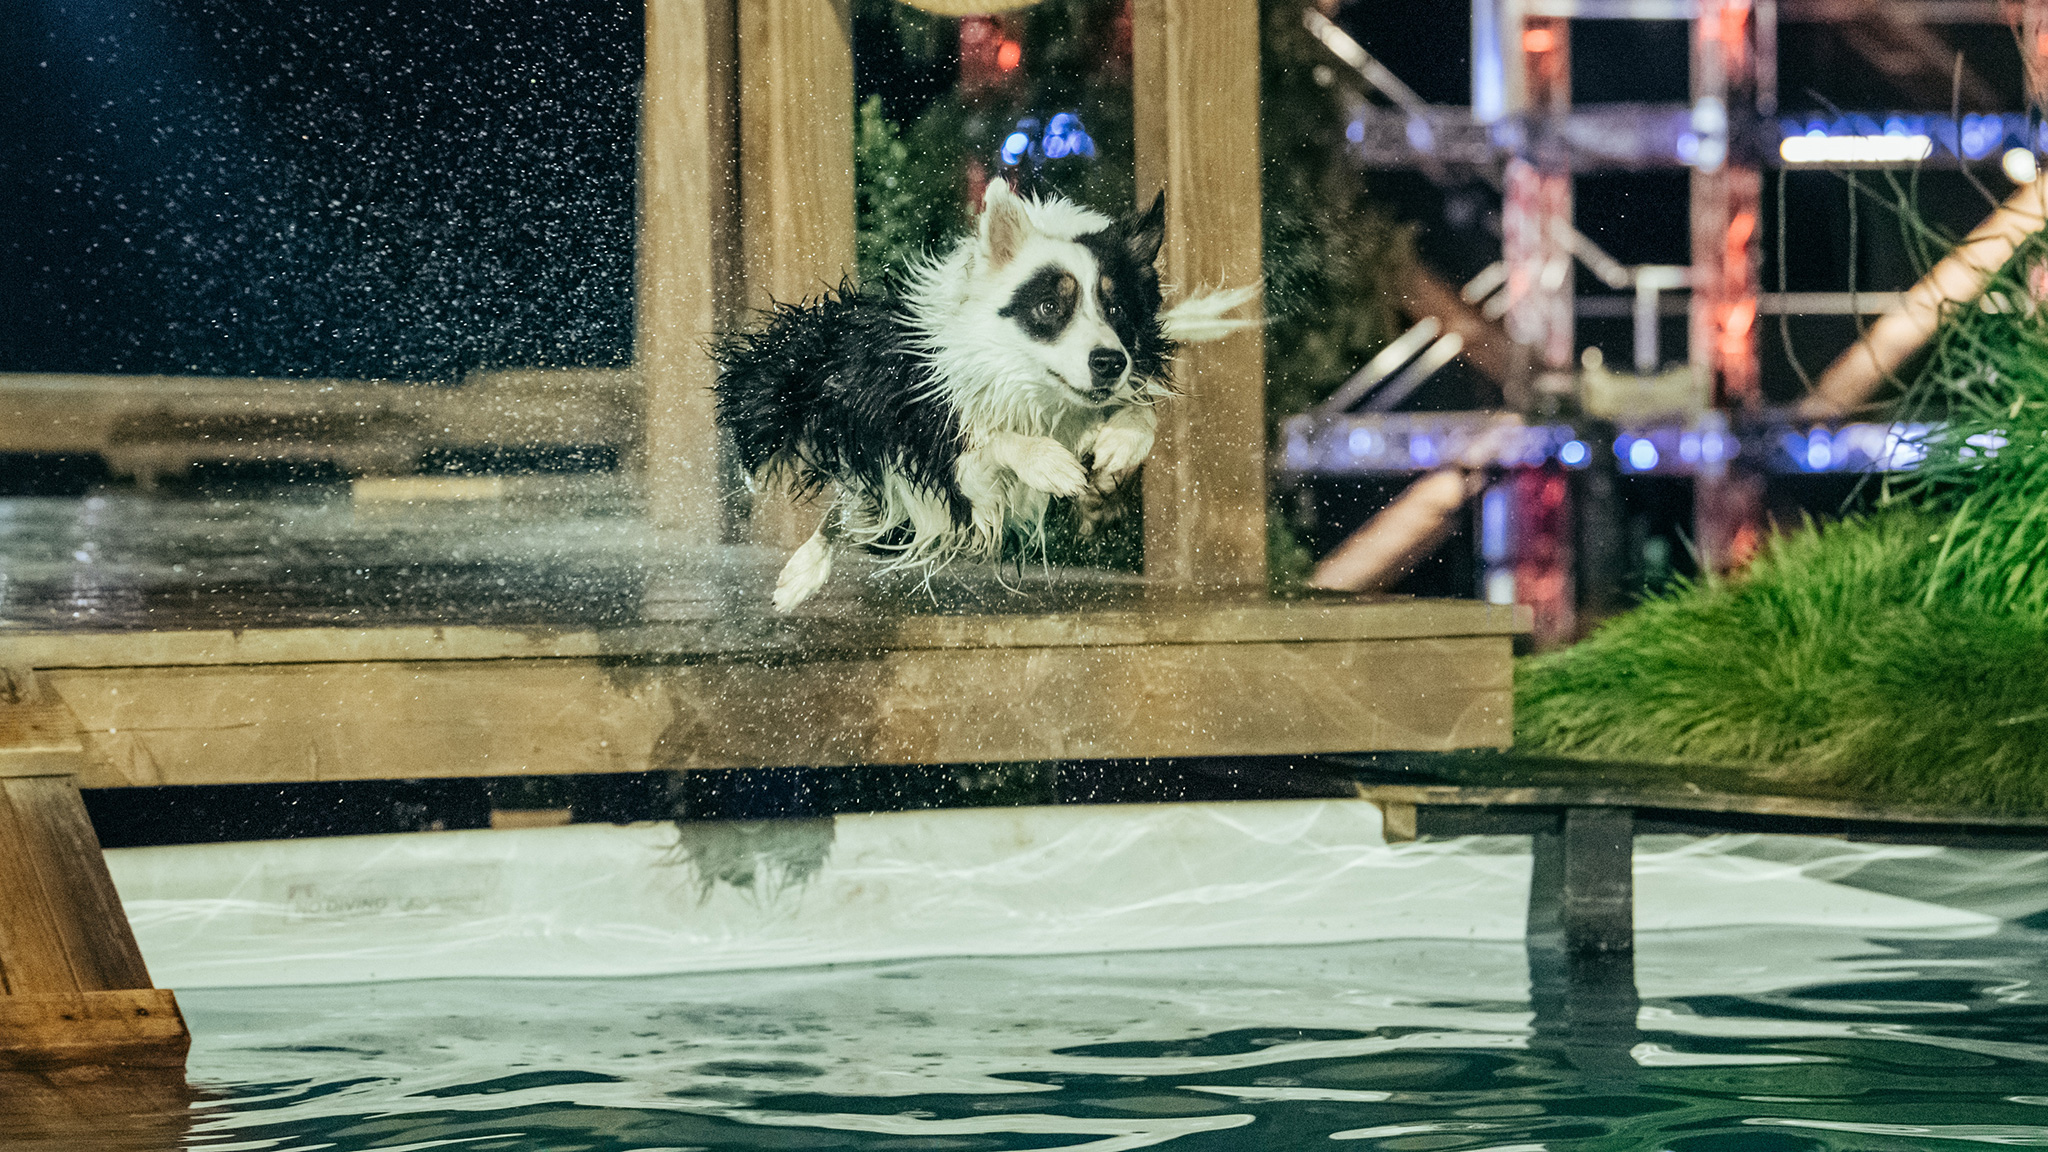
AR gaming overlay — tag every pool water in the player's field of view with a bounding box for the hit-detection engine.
[133,925,2048,1150]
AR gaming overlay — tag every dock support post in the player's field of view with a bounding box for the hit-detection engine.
[0,685,188,1072]
[735,0,856,550]
[639,0,741,535]
[1133,0,1268,589]
[1525,806,1639,1075]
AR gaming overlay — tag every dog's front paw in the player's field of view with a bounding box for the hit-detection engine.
[771,533,834,613]
[1089,421,1155,491]
[1010,440,1090,498]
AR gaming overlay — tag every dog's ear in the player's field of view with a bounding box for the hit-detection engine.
[1125,191,1165,267]
[979,179,1032,271]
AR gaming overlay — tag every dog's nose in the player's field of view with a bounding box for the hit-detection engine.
[1088,348,1130,389]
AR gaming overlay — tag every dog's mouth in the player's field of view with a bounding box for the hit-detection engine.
[1050,374,1113,408]
[1053,373,1135,409]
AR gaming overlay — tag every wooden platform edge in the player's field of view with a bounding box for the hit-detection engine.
[0,599,1531,671]
[1354,782,2048,831]
[0,989,190,1070]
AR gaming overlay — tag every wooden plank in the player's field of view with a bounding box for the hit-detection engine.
[1355,782,2048,831]
[639,0,740,534]
[0,989,188,1070]
[46,633,1514,788]
[48,660,665,789]
[0,774,153,995]
[0,598,1528,670]
[0,780,80,996]
[888,598,1529,649]
[651,636,1513,767]
[736,0,854,550]
[0,776,152,992]
[0,370,639,481]
[1133,0,1269,588]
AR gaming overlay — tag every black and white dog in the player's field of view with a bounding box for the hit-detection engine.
[712,179,1254,610]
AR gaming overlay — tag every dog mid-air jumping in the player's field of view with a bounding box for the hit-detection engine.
[711,179,1256,611]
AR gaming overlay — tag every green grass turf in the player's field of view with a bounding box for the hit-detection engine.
[1517,217,2048,813]
[1515,510,2048,811]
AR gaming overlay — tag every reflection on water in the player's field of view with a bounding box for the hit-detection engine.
[114,928,2047,1151]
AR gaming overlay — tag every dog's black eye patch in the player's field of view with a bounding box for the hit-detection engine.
[1000,265,1078,342]
[1077,222,1169,381]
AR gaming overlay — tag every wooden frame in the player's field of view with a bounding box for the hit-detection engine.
[636,0,1270,578]
[1,690,188,1070]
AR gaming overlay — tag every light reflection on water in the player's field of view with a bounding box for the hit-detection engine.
[147,928,2048,1151]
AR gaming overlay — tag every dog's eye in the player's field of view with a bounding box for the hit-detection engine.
[1034,300,1057,320]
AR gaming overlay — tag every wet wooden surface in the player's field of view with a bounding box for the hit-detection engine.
[0,494,1527,787]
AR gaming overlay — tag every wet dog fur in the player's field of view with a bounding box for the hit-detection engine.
[711,180,1254,611]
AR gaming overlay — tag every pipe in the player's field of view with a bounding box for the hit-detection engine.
[1799,177,2048,419]
[1308,417,1523,592]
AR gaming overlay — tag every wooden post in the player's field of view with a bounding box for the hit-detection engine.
[1527,806,1635,957]
[0,682,187,1070]
[1524,806,1640,1075]
[1133,0,1268,589]
[736,0,856,549]
[639,0,741,535]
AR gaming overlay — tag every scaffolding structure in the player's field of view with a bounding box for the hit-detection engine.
[1292,0,2047,643]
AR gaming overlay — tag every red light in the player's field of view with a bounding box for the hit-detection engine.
[996,40,1022,70]
[1522,28,1556,53]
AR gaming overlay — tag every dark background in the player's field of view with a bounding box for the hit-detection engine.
[1,2,2031,386]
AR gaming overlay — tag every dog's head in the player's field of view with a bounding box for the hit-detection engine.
[938,180,1170,412]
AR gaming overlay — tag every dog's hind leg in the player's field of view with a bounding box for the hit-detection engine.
[772,503,840,613]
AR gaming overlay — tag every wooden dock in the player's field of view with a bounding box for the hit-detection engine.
[0,489,1524,1076]
[1349,754,2048,1074]
[2,561,1525,790]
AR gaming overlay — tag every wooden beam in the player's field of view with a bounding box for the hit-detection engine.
[0,689,188,1068]
[639,0,740,534]
[1133,0,1269,588]
[1529,806,1635,955]
[736,0,856,549]
[0,596,1527,669]
[42,633,1514,788]
[0,775,153,995]
[1356,780,2048,830]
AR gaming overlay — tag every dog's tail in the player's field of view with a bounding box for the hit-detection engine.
[709,296,835,494]
[1160,282,1263,343]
